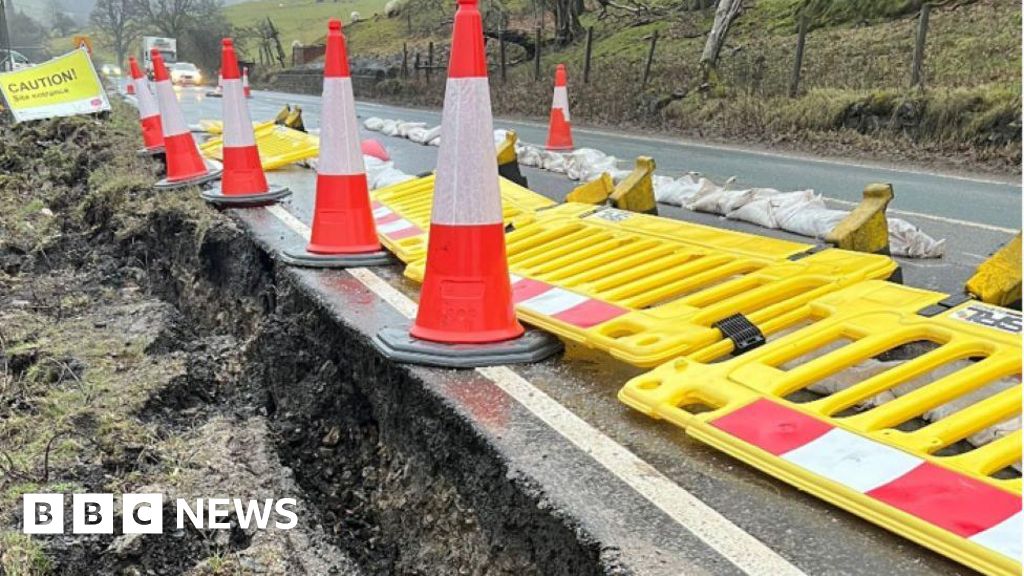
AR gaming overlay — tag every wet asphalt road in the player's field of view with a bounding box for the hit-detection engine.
[162,85,1014,575]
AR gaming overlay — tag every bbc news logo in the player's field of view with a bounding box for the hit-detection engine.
[23,494,298,534]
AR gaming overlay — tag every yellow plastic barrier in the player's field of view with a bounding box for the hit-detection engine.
[826,183,893,255]
[565,173,614,204]
[609,156,657,215]
[620,280,1021,576]
[967,233,1022,308]
[370,173,556,264]
[405,204,898,366]
[200,123,317,171]
[196,119,273,135]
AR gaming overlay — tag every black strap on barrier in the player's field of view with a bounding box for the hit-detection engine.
[787,244,828,261]
[713,313,766,355]
[917,293,973,317]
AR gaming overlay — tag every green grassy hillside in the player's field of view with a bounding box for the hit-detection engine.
[224,0,391,47]
[234,0,1021,172]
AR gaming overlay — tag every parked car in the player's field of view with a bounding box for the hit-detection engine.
[0,49,31,71]
[169,62,202,86]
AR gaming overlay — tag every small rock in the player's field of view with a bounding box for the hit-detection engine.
[321,426,341,447]
[40,207,54,217]
[107,532,145,556]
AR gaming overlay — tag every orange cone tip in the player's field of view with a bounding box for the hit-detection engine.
[372,0,561,366]
[151,49,221,189]
[200,38,289,205]
[545,63,573,151]
[280,18,388,267]
[128,56,162,153]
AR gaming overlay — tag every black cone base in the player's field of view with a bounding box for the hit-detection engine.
[200,184,291,207]
[279,247,391,268]
[373,325,562,369]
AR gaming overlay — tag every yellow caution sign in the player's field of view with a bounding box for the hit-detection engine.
[620,280,1021,576]
[406,204,897,366]
[967,233,1022,308]
[371,173,556,264]
[0,49,110,122]
[200,123,316,170]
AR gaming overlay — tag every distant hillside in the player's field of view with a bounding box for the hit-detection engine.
[224,0,391,48]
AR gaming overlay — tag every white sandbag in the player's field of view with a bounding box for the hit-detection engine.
[407,126,433,144]
[380,119,400,136]
[518,145,543,167]
[688,187,759,215]
[363,117,385,131]
[397,121,427,138]
[541,151,567,173]
[889,218,945,258]
[565,148,618,181]
[656,173,718,206]
[493,129,509,146]
[777,204,847,239]
[427,135,441,146]
[727,189,819,229]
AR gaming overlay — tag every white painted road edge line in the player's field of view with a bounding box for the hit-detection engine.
[825,198,1019,235]
[264,203,807,576]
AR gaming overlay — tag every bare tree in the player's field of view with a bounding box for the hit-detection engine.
[700,0,743,83]
[547,0,584,44]
[132,0,200,38]
[90,0,143,69]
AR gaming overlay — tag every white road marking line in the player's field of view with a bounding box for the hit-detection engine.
[263,202,808,576]
[824,198,1019,234]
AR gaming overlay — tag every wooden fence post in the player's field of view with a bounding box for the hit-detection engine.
[427,41,434,82]
[414,52,420,81]
[534,27,542,81]
[500,31,507,83]
[583,26,594,83]
[789,15,807,98]
[911,3,931,88]
[402,42,409,79]
[642,30,658,88]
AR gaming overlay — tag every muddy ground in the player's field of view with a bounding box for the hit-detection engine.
[0,105,612,574]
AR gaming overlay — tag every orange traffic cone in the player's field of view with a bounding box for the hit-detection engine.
[201,39,290,206]
[374,0,561,368]
[281,19,388,268]
[243,67,251,98]
[152,49,222,190]
[128,57,163,156]
[545,64,573,151]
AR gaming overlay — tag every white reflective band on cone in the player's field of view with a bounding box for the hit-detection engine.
[134,78,159,119]
[551,86,570,122]
[318,77,364,176]
[222,79,256,148]
[432,77,502,226]
[155,80,189,137]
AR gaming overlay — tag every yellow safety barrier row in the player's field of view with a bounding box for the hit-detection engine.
[199,123,318,171]
[369,173,556,264]
[620,280,1021,576]
[404,204,897,366]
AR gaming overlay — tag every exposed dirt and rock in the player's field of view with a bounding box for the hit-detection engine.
[1,104,610,574]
